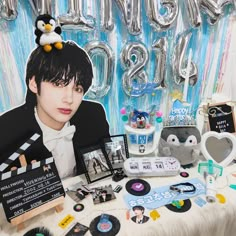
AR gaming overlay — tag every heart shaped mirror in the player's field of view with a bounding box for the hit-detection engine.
[201,131,236,167]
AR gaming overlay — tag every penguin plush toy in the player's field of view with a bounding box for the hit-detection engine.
[158,126,202,166]
[35,14,63,52]
[131,109,149,129]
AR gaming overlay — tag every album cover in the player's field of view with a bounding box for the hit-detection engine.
[91,184,116,205]
[64,222,89,236]
[103,134,129,170]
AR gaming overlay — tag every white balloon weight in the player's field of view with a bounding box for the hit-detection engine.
[201,131,236,167]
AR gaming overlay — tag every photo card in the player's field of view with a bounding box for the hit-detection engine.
[80,145,113,184]
[64,222,89,236]
[65,181,94,203]
[91,184,116,205]
[103,134,129,170]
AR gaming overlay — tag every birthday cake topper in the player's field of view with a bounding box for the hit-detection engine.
[163,100,196,127]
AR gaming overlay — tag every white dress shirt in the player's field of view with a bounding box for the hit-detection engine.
[34,108,76,179]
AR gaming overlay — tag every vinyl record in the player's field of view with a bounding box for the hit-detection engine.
[23,227,52,236]
[89,214,120,236]
[165,199,192,213]
[73,203,84,212]
[125,179,151,196]
[180,171,189,178]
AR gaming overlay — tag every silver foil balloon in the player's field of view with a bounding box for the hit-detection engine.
[199,0,234,25]
[115,0,142,35]
[185,0,202,28]
[172,31,198,86]
[0,0,18,20]
[101,0,114,31]
[28,0,53,16]
[152,37,168,89]
[200,0,222,25]
[220,0,235,7]
[84,41,114,99]
[145,0,179,31]
[58,0,95,31]
[121,42,149,97]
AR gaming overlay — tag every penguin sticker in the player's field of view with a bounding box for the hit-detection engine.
[35,14,63,52]
[139,145,145,153]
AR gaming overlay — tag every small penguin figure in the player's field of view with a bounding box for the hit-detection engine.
[136,115,146,129]
[35,14,63,52]
[131,109,149,129]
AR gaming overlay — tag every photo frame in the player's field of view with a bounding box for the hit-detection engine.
[80,145,113,184]
[103,134,129,170]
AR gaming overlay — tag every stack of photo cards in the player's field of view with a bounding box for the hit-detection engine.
[63,222,89,236]
[78,134,129,184]
[91,185,116,205]
[65,181,94,203]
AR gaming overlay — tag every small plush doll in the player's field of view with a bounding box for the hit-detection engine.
[35,14,63,52]
[131,109,150,129]
[158,126,201,166]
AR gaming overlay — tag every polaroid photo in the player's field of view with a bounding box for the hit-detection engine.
[64,222,89,236]
[80,145,113,183]
[103,134,129,170]
[91,184,116,205]
[65,181,94,203]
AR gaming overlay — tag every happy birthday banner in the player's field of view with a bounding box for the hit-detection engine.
[0,0,235,134]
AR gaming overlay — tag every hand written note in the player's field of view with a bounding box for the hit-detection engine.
[208,103,235,133]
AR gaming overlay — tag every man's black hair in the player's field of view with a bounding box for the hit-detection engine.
[25,41,93,106]
[132,205,144,212]
[101,190,107,194]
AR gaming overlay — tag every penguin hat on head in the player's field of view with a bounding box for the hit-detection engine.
[35,14,63,52]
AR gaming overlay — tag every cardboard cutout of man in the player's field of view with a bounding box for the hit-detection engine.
[0,41,110,178]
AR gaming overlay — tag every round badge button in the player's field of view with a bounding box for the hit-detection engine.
[73,203,84,212]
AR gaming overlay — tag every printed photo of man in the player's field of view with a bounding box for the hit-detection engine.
[131,205,149,224]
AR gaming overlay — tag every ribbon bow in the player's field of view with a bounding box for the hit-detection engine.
[43,125,76,152]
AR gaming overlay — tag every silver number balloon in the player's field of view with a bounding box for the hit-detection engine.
[58,0,95,31]
[152,37,168,89]
[200,0,222,25]
[172,31,198,86]
[115,0,142,35]
[200,0,234,25]
[0,0,18,20]
[185,0,202,28]
[101,0,114,31]
[84,41,114,99]
[145,0,179,31]
[121,42,149,97]
[28,0,53,16]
